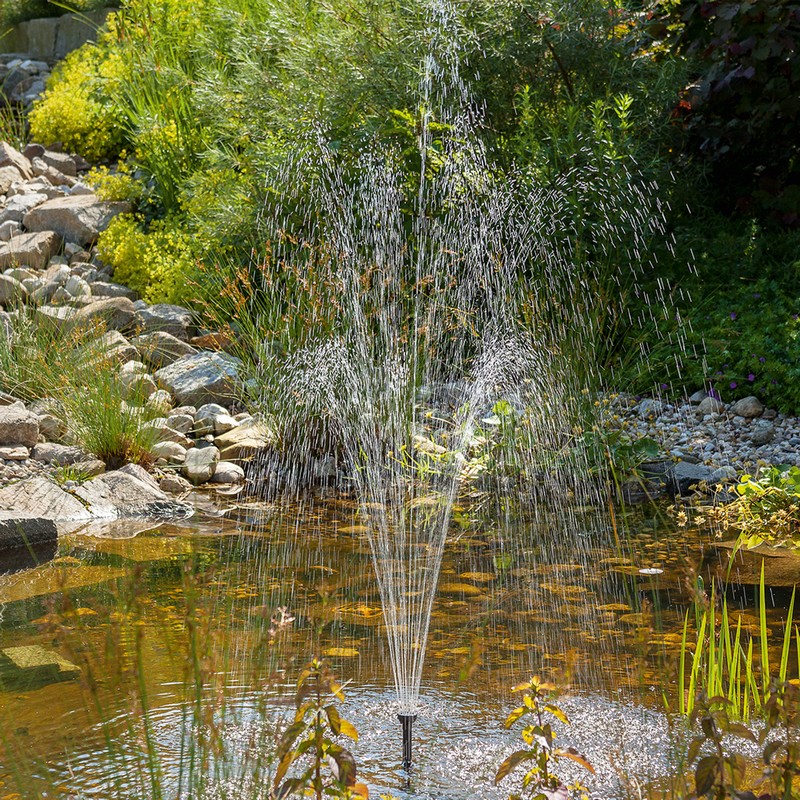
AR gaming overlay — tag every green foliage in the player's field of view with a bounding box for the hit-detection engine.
[667,0,800,223]
[679,567,799,721]
[273,658,368,800]
[97,213,195,304]
[0,310,157,467]
[0,0,116,26]
[495,675,593,800]
[28,45,125,162]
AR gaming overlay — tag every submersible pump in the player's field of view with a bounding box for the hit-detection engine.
[398,713,416,769]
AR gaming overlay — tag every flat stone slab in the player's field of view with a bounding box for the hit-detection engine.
[0,645,80,690]
[23,194,130,246]
[0,512,58,550]
[708,541,800,587]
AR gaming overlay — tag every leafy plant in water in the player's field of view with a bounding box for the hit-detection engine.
[272,658,368,800]
[495,675,593,800]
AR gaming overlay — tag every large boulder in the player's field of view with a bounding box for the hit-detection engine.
[0,403,39,447]
[23,194,131,246]
[0,230,62,270]
[154,351,241,406]
[73,297,136,332]
[136,303,196,340]
[133,331,197,369]
[182,445,220,485]
[730,396,764,419]
[0,512,58,550]
[0,192,48,224]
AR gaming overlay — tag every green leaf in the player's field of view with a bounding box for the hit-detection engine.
[495,749,535,784]
[695,755,718,795]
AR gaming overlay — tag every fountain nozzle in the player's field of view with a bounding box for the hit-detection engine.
[398,713,417,770]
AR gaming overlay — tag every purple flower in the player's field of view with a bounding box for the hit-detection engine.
[748,373,755,382]
[709,387,719,399]
[730,381,738,389]
[753,293,761,299]
[660,383,668,390]
[759,357,766,363]
[730,312,738,320]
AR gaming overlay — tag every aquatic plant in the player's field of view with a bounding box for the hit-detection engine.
[495,675,593,800]
[272,658,368,800]
[679,566,800,721]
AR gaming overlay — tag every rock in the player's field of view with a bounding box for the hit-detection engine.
[132,331,197,369]
[751,419,775,446]
[154,351,241,407]
[0,513,57,550]
[31,443,86,465]
[709,465,738,484]
[763,408,778,421]
[121,373,158,400]
[31,157,75,187]
[0,403,39,447]
[0,476,87,519]
[730,396,764,419]
[35,304,77,332]
[190,331,235,352]
[210,461,245,483]
[637,399,663,419]
[166,413,193,435]
[151,441,187,462]
[0,142,33,180]
[696,396,726,415]
[708,542,800,587]
[0,274,27,306]
[95,330,138,364]
[214,422,273,462]
[0,645,80,690]
[212,413,239,434]
[23,194,131,246]
[0,192,48,224]
[89,281,138,300]
[160,473,191,494]
[0,309,11,340]
[65,274,91,298]
[182,445,220,485]
[0,220,21,241]
[22,144,45,161]
[40,150,77,177]
[0,230,62,271]
[195,403,228,419]
[666,461,716,495]
[0,165,23,194]
[136,303,196,340]
[73,470,193,519]
[71,458,106,478]
[142,420,191,448]
[117,462,161,492]
[0,445,29,460]
[37,412,67,441]
[146,389,173,416]
[73,297,136,332]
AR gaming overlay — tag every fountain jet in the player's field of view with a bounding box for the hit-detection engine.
[398,713,417,770]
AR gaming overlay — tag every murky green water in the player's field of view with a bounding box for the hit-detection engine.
[0,492,794,799]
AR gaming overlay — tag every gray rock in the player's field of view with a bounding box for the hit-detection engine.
[22,144,45,161]
[35,304,77,332]
[132,331,197,369]
[210,460,245,484]
[0,476,87,519]
[0,512,57,550]
[0,143,32,180]
[89,281,138,300]
[195,403,228,419]
[0,403,39,447]
[0,220,21,241]
[165,413,194,435]
[709,465,738,484]
[160,473,192,494]
[146,389,173,416]
[0,274,27,306]
[751,420,775,446]
[0,165,23,195]
[182,445,220,485]
[64,274,91,298]
[31,443,86,465]
[37,413,67,441]
[0,309,11,341]
[730,396,764,419]
[40,150,77,177]
[142,420,191,448]
[72,458,106,478]
[95,330,138,364]
[121,373,158,400]
[73,297,136,332]
[31,157,75,187]
[0,230,62,271]
[117,462,161,492]
[136,303,195,340]
[151,441,187,462]
[23,194,131,247]
[214,422,273,462]
[0,192,48,224]
[696,396,726,415]
[637,399,663,419]
[666,461,716,495]
[154,351,241,407]
[0,445,29,460]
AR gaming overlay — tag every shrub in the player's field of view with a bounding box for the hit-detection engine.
[28,45,124,162]
[97,213,196,304]
[0,0,117,26]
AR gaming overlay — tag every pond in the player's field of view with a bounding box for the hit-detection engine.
[0,491,793,799]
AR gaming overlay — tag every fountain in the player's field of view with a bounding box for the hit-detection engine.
[238,0,671,774]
